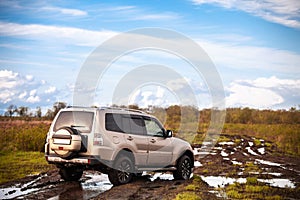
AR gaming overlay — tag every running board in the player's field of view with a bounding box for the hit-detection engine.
[136,166,177,171]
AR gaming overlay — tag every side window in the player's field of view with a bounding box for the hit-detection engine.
[105,113,146,135]
[130,117,145,135]
[145,118,164,137]
[105,113,123,133]
[121,117,131,133]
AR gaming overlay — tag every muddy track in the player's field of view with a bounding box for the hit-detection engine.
[1,134,299,199]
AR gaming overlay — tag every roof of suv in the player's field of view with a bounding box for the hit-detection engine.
[63,106,150,116]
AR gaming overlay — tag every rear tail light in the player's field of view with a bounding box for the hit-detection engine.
[93,133,103,146]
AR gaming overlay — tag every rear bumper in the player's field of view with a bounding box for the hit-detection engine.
[45,155,113,167]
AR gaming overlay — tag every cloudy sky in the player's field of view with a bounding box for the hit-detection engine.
[0,0,299,114]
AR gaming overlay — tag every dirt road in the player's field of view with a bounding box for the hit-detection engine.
[1,134,299,199]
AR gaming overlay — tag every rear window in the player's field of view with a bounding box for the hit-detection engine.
[54,111,94,133]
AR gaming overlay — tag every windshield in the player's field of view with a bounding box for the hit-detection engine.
[53,111,94,133]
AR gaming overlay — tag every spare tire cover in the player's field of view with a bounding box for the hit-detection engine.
[50,127,81,159]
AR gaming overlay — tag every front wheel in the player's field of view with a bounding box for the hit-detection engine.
[59,167,83,181]
[108,155,134,186]
[173,155,193,180]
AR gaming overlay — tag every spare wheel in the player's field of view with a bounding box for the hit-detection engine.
[50,127,81,159]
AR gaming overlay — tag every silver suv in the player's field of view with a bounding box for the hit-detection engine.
[45,106,194,185]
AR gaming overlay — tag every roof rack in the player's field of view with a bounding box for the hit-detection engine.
[66,106,88,108]
[100,106,146,114]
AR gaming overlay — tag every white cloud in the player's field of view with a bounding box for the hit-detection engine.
[226,76,300,109]
[250,76,300,89]
[0,69,57,106]
[29,89,37,96]
[0,90,14,104]
[0,22,117,47]
[42,6,87,16]
[45,86,56,94]
[133,13,180,21]
[25,75,33,81]
[198,40,300,73]
[191,0,300,28]
[0,70,18,89]
[226,83,284,108]
[129,86,177,108]
[26,95,40,103]
[105,6,136,11]
[18,91,27,99]
[99,5,180,22]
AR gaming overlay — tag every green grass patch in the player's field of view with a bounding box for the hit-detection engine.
[0,151,55,184]
[246,177,258,185]
[175,192,201,200]
[224,179,298,199]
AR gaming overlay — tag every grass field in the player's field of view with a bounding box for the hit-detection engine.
[0,151,55,184]
[0,120,50,152]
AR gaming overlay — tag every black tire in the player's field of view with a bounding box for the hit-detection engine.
[108,155,134,186]
[135,172,143,177]
[59,167,83,181]
[173,155,192,180]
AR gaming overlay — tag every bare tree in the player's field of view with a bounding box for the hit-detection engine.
[17,106,29,117]
[6,104,17,117]
[36,106,42,118]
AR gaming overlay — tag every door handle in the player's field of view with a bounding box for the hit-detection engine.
[127,136,133,141]
[150,139,156,143]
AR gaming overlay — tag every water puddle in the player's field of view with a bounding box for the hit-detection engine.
[82,172,112,190]
[231,160,242,165]
[0,174,46,199]
[0,185,39,199]
[257,147,265,154]
[255,159,281,167]
[194,161,202,167]
[49,172,113,200]
[221,150,229,157]
[200,176,246,188]
[218,141,235,145]
[201,175,296,189]
[0,171,113,200]
[246,147,258,156]
[258,178,295,188]
[149,173,174,181]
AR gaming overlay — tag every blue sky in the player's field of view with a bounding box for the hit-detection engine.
[0,0,299,114]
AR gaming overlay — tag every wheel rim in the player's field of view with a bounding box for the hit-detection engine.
[181,158,191,179]
[117,160,131,183]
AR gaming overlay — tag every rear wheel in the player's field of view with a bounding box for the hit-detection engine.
[173,155,192,180]
[108,155,134,186]
[59,167,83,181]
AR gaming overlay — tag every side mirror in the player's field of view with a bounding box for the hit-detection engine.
[165,130,173,138]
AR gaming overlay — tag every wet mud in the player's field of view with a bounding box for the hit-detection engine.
[1,134,299,199]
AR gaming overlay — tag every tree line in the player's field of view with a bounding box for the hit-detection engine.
[150,105,300,125]
[2,103,300,124]
[3,102,67,119]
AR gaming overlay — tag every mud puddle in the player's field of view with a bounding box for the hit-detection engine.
[0,170,113,200]
[0,171,181,200]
